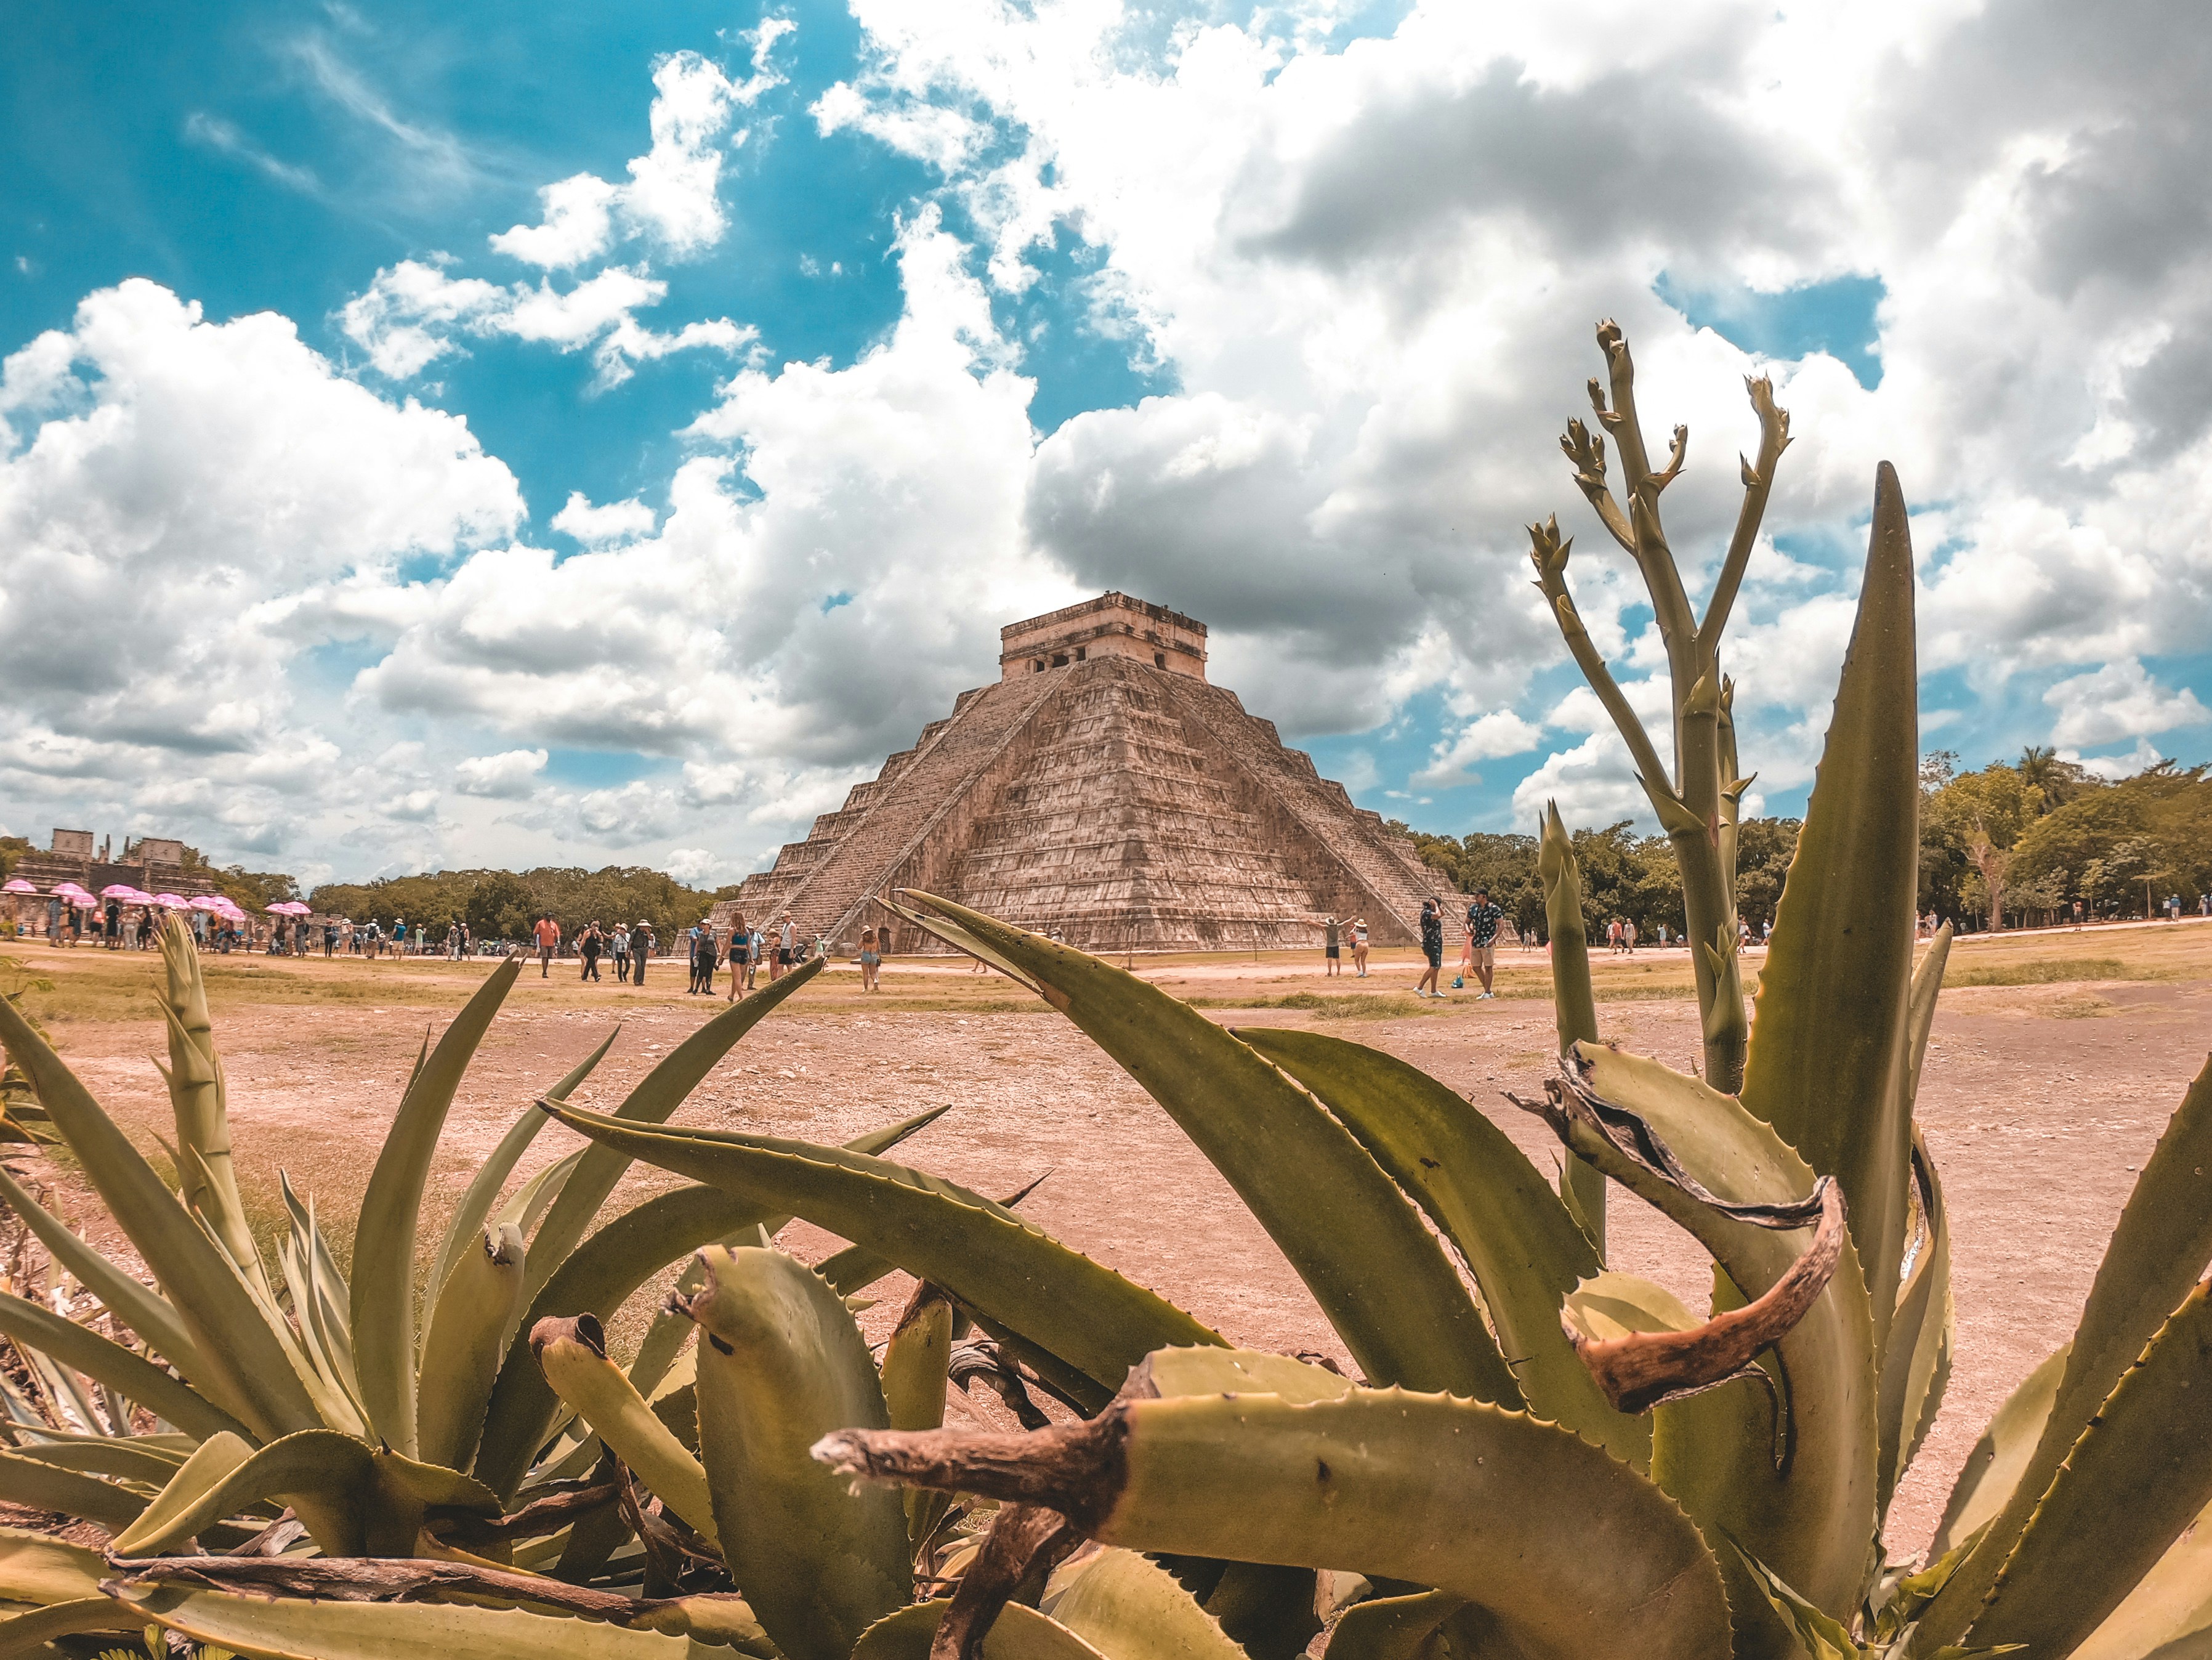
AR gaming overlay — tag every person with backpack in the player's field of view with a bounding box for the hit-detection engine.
[1415,899,1445,998]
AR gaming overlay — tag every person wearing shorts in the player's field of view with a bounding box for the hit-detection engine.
[725,914,749,1000]
[533,913,560,978]
[1415,899,1445,997]
[858,927,882,992]
[1323,916,1341,976]
[773,913,796,980]
[1464,887,1503,1000]
[1351,917,1369,976]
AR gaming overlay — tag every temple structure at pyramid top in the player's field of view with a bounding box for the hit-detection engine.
[711,593,1442,953]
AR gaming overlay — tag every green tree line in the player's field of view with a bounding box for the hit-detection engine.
[1399,745,2212,942]
[1395,819,1801,945]
[1920,748,2212,927]
[306,866,729,945]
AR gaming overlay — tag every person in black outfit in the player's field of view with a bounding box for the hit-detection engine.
[579,921,602,982]
[1415,897,1445,998]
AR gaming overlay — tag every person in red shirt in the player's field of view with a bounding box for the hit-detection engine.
[532,913,561,978]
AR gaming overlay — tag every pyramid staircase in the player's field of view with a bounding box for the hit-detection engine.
[712,658,1442,952]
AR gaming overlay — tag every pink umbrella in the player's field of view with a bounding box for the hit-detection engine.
[1,879,34,895]
[51,882,89,897]
[187,894,222,910]
[99,884,140,899]
[151,893,191,910]
[67,893,99,909]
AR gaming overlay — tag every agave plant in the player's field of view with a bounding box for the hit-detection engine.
[0,321,2205,1660]
[0,934,980,1656]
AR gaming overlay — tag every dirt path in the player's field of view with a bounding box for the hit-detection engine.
[8,933,2208,1560]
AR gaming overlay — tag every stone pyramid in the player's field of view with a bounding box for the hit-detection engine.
[711,594,1439,952]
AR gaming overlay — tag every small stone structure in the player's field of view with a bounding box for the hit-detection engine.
[712,594,1442,953]
[9,829,222,916]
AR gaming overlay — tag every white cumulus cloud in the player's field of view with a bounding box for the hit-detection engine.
[2044,657,2211,750]
[551,492,657,546]
[491,31,795,269]
[454,748,550,798]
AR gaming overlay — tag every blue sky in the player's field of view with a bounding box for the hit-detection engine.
[6,0,2209,885]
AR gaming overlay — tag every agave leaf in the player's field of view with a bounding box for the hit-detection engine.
[0,1292,248,1444]
[525,958,825,1303]
[1740,463,1921,1361]
[0,1447,147,1529]
[108,1431,256,1555]
[881,1289,952,1433]
[4,1438,188,1484]
[1051,1547,1248,1660]
[425,1028,618,1321]
[473,1105,948,1499]
[350,954,524,1457]
[533,1314,716,1545]
[1237,1027,1639,1462]
[155,920,271,1303]
[111,1583,728,1660]
[540,1102,1222,1401]
[1904,923,1953,1110]
[415,1223,527,1473]
[1732,1545,1871,1659]
[1132,1346,1352,1404]
[495,1147,586,1238]
[884,891,1514,1403]
[0,994,321,1440]
[103,1426,498,1559]
[2072,1492,2212,1660]
[0,1164,201,1388]
[1564,1269,1703,1344]
[0,1597,143,1658]
[0,1523,110,1604]
[820,1387,1730,1660]
[1322,1589,1468,1660]
[1540,800,1607,1253]
[852,1600,1108,1660]
[1928,1342,2067,1561]
[1914,1056,2212,1651]
[690,1246,910,1660]
[1964,1281,2212,1658]
[1534,1043,1878,1645]
[276,1176,363,1417]
[1878,1133,1952,1518]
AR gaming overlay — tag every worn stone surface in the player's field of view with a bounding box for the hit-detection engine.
[712,597,1440,950]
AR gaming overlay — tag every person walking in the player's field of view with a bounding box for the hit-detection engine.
[580,921,603,982]
[1415,899,1445,998]
[633,921,655,987]
[102,897,121,949]
[1323,916,1341,977]
[1351,916,1370,977]
[1463,887,1503,1000]
[725,915,748,999]
[612,923,632,984]
[44,896,60,948]
[1623,917,1638,955]
[858,928,882,992]
[773,913,796,982]
[533,913,560,978]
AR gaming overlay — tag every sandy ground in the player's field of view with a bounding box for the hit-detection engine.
[6,921,2209,1561]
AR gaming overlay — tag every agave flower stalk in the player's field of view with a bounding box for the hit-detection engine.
[1530,320,1791,1093]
